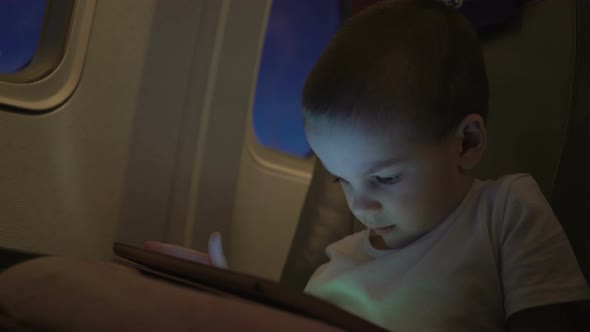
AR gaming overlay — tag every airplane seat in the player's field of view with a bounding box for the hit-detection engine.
[281,0,590,327]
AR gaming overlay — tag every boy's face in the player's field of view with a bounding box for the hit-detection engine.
[305,118,474,250]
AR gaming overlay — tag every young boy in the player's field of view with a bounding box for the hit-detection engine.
[299,0,590,331]
[146,0,590,330]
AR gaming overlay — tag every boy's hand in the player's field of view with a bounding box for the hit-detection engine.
[143,232,228,269]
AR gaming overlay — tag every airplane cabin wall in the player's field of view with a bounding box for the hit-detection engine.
[0,0,309,280]
[0,0,156,258]
[112,0,311,283]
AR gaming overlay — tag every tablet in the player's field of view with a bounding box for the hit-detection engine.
[112,242,387,332]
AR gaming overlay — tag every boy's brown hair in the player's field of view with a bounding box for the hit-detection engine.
[302,0,488,142]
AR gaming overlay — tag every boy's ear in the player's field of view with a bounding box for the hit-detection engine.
[454,114,487,171]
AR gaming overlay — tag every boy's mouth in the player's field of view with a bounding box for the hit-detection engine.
[372,225,396,236]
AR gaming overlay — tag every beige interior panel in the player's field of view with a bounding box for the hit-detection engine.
[0,0,156,258]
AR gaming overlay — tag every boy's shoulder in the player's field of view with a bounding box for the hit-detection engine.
[478,173,541,198]
[473,173,562,254]
[476,173,549,219]
[476,174,590,316]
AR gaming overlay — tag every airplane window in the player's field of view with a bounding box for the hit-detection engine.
[0,0,47,74]
[252,0,342,158]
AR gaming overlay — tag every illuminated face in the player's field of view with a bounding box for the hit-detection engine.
[305,118,473,250]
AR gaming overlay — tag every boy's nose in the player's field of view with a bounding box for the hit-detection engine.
[351,195,382,214]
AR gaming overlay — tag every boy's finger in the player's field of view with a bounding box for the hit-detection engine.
[208,233,228,269]
[143,241,210,265]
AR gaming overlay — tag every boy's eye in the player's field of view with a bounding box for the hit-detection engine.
[373,175,402,185]
[333,177,349,184]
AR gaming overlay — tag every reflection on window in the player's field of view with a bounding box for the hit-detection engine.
[0,0,47,74]
[252,0,342,158]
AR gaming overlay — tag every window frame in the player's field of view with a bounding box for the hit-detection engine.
[246,113,315,180]
[0,0,96,112]
[246,0,354,175]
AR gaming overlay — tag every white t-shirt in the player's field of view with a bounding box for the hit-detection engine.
[304,174,590,331]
